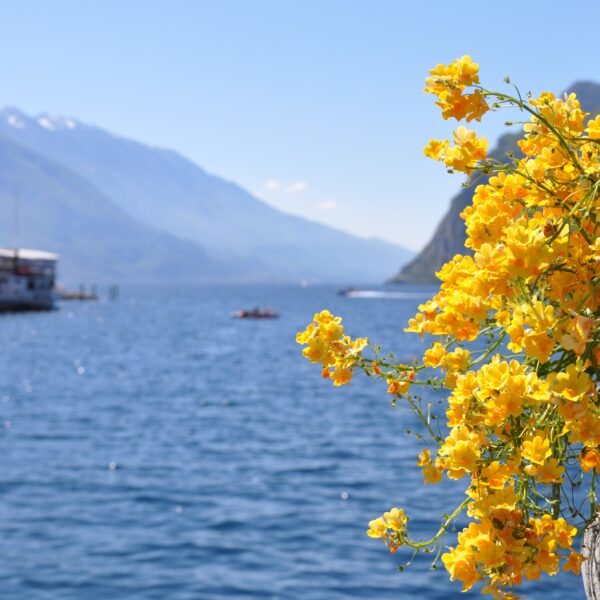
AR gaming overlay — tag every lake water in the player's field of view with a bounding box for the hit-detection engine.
[0,285,586,599]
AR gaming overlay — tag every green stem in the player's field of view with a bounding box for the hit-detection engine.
[404,498,470,550]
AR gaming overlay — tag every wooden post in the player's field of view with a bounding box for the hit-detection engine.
[583,517,600,599]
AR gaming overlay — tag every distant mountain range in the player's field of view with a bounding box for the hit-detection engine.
[389,81,600,283]
[0,107,414,284]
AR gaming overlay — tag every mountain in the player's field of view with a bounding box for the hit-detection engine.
[0,108,414,283]
[390,132,520,283]
[0,134,237,284]
[389,81,600,283]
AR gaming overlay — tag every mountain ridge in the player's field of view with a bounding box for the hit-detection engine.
[0,106,414,284]
[0,132,242,284]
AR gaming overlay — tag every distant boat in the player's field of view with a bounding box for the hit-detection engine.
[233,307,279,319]
[337,287,356,296]
[0,248,58,311]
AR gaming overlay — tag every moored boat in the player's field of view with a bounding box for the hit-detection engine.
[0,248,58,311]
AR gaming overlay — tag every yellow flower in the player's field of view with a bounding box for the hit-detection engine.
[522,331,554,363]
[349,337,369,354]
[423,342,446,367]
[424,56,488,122]
[441,347,471,372]
[453,55,480,87]
[464,90,490,122]
[453,441,479,472]
[423,139,449,160]
[563,551,584,575]
[417,449,443,483]
[439,426,482,478]
[580,448,600,472]
[550,363,593,401]
[424,55,481,95]
[476,537,505,569]
[422,463,443,484]
[440,127,488,173]
[521,434,552,465]
[417,448,432,467]
[560,315,595,356]
[478,461,515,489]
[442,546,481,592]
[537,549,560,576]
[387,376,412,396]
[330,367,353,386]
[531,457,565,484]
[297,312,369,387]
[366,517,387,540]
[383,507,407,531]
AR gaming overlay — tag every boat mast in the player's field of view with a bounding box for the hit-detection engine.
[13,183,19,265]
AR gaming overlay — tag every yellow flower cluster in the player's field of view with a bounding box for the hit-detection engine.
[424,126,489,174]
[386,371,414,397]
[407,58,598,596]
[443,506,583,594]
[423,341,471,387]
[296,310,368,386]
[298,56,600,598]
[417,448,443,484]
[424,55,489,122]
[366,507,408,553]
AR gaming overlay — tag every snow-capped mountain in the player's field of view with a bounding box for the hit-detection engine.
[0,106,414,283]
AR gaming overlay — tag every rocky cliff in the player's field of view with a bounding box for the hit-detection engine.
[389,81,600,283]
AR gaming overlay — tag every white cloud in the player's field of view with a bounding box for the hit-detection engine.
[316,200,337,211]
[284,181,307,194]
[263,179,308,194]
[264,179,282,191]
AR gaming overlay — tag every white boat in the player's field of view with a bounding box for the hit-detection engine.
[0,248,58,311]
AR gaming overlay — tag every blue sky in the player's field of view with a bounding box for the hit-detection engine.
[1,0,599,251]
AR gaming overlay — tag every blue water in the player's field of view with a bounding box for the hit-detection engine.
[0,285,586,599]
